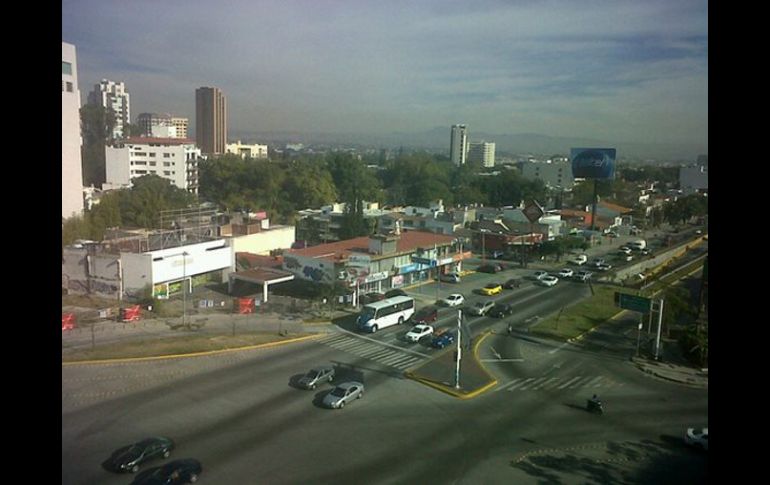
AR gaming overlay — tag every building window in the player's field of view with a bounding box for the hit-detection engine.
[149,153,156,157]
[150,162,156,166]
[66,82,73,92]
[62,61,72,75]
[163,162,171,167]
[163,153,171,158]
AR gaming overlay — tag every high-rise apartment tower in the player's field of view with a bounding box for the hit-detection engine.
[62,42,84,219]
[450,124,468,166]
[88,79,130,140]
[195,87,227,155]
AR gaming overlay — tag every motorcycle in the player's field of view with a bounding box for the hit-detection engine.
[587,398,604,415]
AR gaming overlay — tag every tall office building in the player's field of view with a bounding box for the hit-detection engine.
[195,87,227,155]
[467,141,496,167]
[450,124,468,166]
[137,113,189,139]
[88,79,130,140]
[62,42,84,219]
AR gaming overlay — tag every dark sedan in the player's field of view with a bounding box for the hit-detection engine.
[130,458,202,485]
[476,264,502,274]
[102,436,175,473]
[413,305,439,324]
[362,292,386,304]
[488,303,513,318]
[384,288,408,298]
[502,278,522,289]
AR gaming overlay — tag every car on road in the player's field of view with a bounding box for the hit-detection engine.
[468,300,495,316]
[573,270,592,282]
[640,248,651,255]
[361,292,386,304]
[384,288,407,299]
[556,268,574,278]
[322,381,364,409]
[502,278,522,289]
[298,366,335,390]
[533,270,549,280]
[621,254,634,262]
[441,293,465,307]
[487,303,513,318]
[538,275,559,287]
[103,437,175,474]
[568,254,588,265]
[476,263,503,274]
[684,427,708,451]
[405,324,434,343]
[439,273,461,283]
[130,458,202,485]
[595,263,612,271]
[431,330,456,349]
[618,247,632,255]
[478,283,503,296]
[413,305,439,324]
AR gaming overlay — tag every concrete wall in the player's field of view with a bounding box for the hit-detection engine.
[229,226,295,255]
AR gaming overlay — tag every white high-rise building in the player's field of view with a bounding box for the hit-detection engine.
[468,141,496,167]
[450,124,468,166]
[62,42,84,219]
[88,79,130,140]
[105,137,200,195]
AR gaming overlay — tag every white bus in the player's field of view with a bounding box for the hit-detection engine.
[357,296,415,333]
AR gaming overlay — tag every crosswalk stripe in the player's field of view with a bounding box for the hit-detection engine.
[534,377,560,390]
[557,376,583,389]
[393,357,421,369]
[356,346,389,357]
[515,377,537,390]
[586,376,604,387]
[379,352,408,365]
[495,378,522,392]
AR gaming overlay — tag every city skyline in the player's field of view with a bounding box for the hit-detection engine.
[63,0,707,157]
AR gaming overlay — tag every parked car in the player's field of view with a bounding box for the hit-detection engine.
[590,258,605,267]
[130,458,202,485]
[487,303,513,318]
[622,254,634,262]
[468,300,495,316]
[322,381,364,409]
[413,305,439,324]
[298,366,335,390]
[595,263,612,271]
[618,247,632,255]
[640,248,651,256]
[439,273,461,283]
[477,264,502,274]
[568,254,588,265]
[538,275,559,287]
[103,437,175,474]
[431,330,456,349]
[533,270,549,280]
[362,292,386,304]
[478,283,503,296]
[441,293,465,307]
[405,324,434,343]
[384,289,407,299]
[684,427,708,451]
[557,268,574,278]
[503,278,522,289]
[605,230,618,238]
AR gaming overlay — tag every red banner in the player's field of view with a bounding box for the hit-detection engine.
[120,305,142,322]
[237,298,254,314]
[62,313,76,331]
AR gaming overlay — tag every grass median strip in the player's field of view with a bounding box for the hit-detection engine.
[529,285,619,341]
[62,331,313,363]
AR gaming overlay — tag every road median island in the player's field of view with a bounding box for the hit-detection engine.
[405,331,497,399]
[62,331,318,364]
[528,285,622,342]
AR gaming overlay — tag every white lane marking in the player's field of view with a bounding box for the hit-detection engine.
[549,341,573,354]
[557,376,583,389]
[495,378,523,392]
[515,377,537,390]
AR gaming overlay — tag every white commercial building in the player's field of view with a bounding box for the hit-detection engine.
[518,158,574,189]
[88,79,130,140]
[450,124,468,166]
[62,42,84,219]
[105,137,201,194]
[468,141,496,167]
[225,141,269,159]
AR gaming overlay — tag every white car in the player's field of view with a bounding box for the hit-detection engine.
[539,275,559,287]
[684,427,708,451]
[618,247,632,255]
[441,294,465,307]
[574,271,593,282]
[468,300,495,316]
[405,324,434,343]
[533,270,549,280]
[557,268,574,278]
[568,255,588,265]
[596,263,612,271]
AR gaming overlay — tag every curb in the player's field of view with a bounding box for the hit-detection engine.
[62,334,322,366]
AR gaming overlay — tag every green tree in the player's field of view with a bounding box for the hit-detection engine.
[120,175,196,228]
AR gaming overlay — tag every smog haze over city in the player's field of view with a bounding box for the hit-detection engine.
[63,0,707,159]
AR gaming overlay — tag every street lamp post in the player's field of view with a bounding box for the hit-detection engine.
[181,251,188,330]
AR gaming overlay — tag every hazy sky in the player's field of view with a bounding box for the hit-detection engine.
[63,0,707,149]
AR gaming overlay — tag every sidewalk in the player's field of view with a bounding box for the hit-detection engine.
[631,355,708,389]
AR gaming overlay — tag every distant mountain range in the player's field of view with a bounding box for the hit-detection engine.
[230,126,705,161]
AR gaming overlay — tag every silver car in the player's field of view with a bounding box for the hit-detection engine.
[322,381,364,409]
[298,366,335,390]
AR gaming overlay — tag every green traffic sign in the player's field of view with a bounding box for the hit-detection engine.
[614,292,652,313]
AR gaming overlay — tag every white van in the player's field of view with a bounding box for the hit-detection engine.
[628,240,647,251]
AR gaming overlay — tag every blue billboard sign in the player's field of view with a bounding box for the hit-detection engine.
[571,148,616,179]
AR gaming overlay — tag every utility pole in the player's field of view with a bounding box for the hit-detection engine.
[454,309,462,389]
[654,298,664,360]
